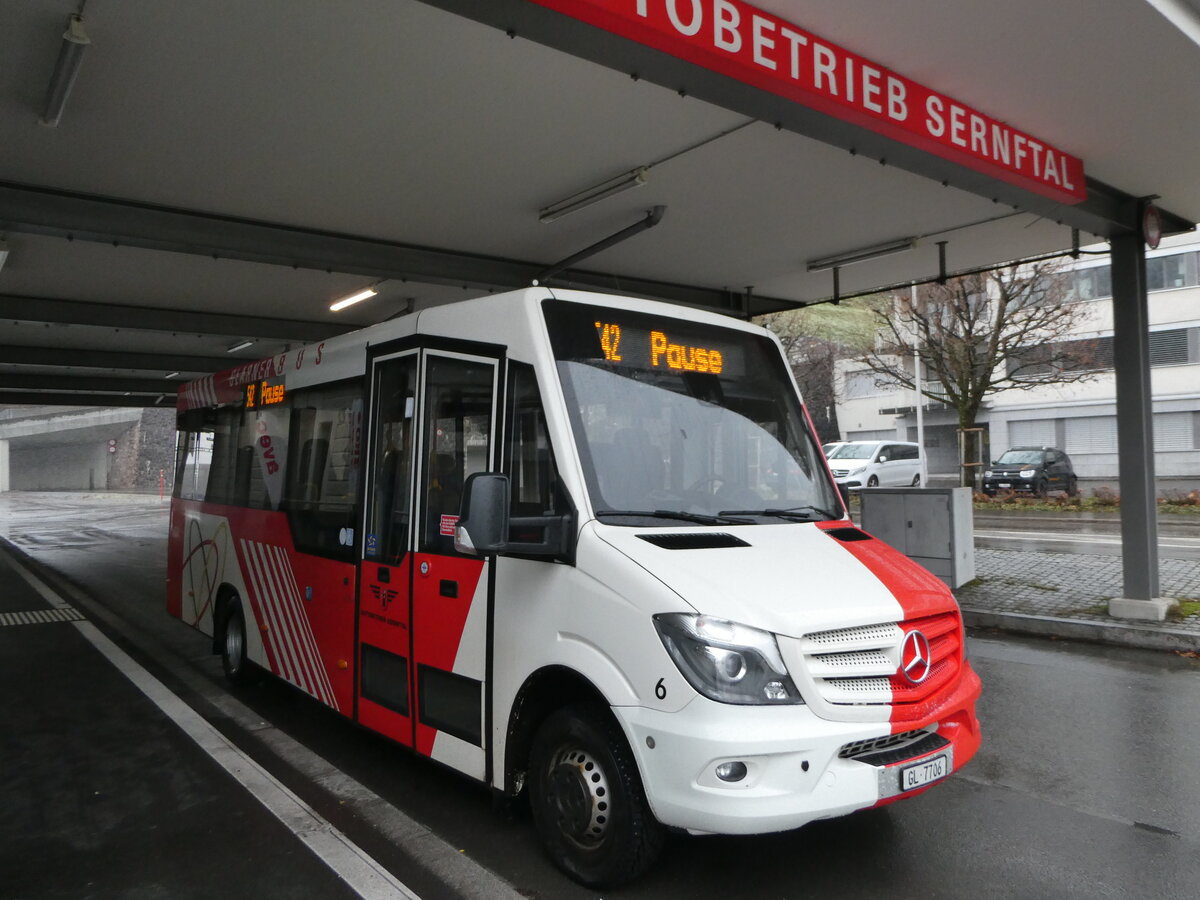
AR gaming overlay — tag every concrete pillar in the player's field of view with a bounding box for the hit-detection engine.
[0,439,9,492]
[1108,228,1175,621]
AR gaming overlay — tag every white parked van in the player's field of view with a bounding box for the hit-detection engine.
[171,288,981,887]
[828,440,923,489]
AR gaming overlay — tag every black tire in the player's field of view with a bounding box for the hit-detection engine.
[867,475,880,488]
[1067,476,1079,497]
[220,601,258,686]
[911,473,921,486]
[1034,478,1049,499]
[528,705,665,888]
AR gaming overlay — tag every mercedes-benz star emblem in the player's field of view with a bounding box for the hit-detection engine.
[900,630,933,684]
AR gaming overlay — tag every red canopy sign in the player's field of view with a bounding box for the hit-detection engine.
[530,0,1087,204]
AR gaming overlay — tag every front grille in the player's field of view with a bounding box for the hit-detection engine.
[839,727,933,760]
[799,612,963,715]
[844,732,951,767]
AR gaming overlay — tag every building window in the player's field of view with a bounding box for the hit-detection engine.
[1070,265,1112,301]
[1148,328,1192,366]
[842,370,893,399]
[1154,412,1195,451]
[1068,251,1200,300]
[1009,336,1114,379]
[1065,416,1118,454]
[1145,252,1198,292]
[1009,419,1057,448]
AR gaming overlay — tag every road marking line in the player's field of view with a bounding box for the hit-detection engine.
[0,607,85,627]
[8,555,76,609]
[1,546,525,900]
[75,619,418,900]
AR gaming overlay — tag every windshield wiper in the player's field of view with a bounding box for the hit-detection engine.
[718,505,841,522]
[596,509,755,525]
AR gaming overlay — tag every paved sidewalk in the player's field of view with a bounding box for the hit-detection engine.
[958,548,1200,652]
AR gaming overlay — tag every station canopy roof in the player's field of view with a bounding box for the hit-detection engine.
[2,0,1200,406]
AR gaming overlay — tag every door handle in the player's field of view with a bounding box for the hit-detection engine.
[439,579,458,599]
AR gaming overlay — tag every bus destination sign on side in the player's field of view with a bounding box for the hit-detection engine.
[245,379,286,409]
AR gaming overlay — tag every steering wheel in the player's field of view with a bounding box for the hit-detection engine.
[687,476,725,495]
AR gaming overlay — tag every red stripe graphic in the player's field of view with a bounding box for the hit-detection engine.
[239,538,338,710]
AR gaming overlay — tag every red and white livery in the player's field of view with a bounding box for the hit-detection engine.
[168,287,981,886]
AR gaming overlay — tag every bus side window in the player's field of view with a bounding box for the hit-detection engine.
[175,409,215,501]
[242,404,291,511]
[204,408,242,505]
[505,363,570,545]
[420,357,494,556]
[366,358,417,564]
[284,381,363,560]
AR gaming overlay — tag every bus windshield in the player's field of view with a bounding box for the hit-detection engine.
[544,300,841,524]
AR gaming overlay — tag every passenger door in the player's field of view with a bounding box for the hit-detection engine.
[879,444,902,485]
[1046,450,1068,489]
[357,351,420,747]
[410,351,496,779]
[355,347,497,779]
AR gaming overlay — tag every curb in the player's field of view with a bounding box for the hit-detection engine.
[962,608,1200,653]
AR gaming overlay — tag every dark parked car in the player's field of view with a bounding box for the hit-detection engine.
[982,447,1077,497]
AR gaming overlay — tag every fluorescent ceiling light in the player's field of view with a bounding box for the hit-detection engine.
[40,14,90,128]
[0,240,8,273]
[165,371,180,379]
[539,167,649,224]
[807,237,918,272]
[226,339,255,353]
[330,285,379,312]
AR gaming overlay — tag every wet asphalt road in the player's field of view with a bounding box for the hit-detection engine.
[2,493,1199,898]
[972,511,1200,559]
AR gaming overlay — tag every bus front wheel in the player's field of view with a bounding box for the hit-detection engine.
[220,601,257,687]
[528,704,664,887]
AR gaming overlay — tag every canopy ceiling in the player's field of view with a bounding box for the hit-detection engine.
[2,0,1198,405]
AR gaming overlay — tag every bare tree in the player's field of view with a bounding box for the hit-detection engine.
[854,261,1102,485]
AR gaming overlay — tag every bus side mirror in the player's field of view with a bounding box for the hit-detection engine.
[455,473,510,556]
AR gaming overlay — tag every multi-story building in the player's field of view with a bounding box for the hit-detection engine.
[832,231,1200,484]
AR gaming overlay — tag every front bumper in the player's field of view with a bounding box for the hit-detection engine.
[982,476,1035,492]
[616,665,982,835]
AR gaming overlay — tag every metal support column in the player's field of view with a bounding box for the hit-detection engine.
[1108,229,1173,619]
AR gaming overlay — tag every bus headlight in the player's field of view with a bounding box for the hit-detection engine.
[654,614,803,705]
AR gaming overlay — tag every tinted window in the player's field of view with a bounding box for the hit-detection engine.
[365,355,418,564]
[505,363,571,546]
[419,356,494,556]
[284,381,364,560]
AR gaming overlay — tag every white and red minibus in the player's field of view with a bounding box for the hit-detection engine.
[168,287,981,886]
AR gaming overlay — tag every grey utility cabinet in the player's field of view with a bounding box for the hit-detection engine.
[858,487,975,588]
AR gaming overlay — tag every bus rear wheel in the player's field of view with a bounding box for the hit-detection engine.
[528,704,664,888]
[220,601,257,687]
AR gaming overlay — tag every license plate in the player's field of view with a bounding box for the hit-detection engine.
[900,755,948,791]
[997,482,1011,488]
